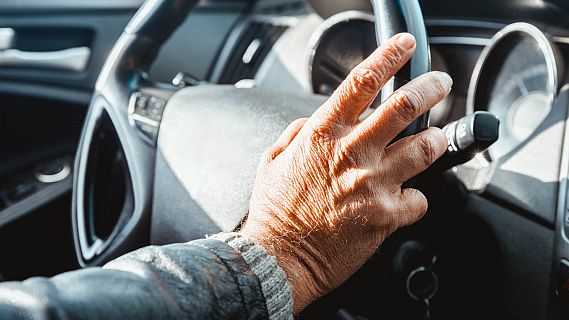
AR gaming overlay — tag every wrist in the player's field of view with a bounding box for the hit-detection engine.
[209,232,294,319]
[239,227,323,314]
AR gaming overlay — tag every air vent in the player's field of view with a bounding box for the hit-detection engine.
[76,108,134,264]
[219,21,288,84]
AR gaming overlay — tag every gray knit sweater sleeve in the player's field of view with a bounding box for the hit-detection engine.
[209,232,294,320]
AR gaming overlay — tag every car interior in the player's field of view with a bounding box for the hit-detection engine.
[1,0,569,319]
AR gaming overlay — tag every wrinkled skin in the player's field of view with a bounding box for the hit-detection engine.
[240,33,452,314]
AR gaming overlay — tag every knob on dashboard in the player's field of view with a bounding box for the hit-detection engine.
[34,158,71,184]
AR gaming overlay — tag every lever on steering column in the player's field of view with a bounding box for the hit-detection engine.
[431,111,500,172]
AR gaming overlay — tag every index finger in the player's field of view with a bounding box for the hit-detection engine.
[353,71,452,147]
[312,33,417,126]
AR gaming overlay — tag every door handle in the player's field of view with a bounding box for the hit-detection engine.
[0,27,91,72]
[0,28,15,50]
[0,46,91,72]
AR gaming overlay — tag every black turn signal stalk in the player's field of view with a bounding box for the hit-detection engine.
[431,111,500,172]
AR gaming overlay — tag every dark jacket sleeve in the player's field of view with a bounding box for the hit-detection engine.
[0,239,269,320]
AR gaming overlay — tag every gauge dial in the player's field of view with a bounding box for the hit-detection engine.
[468,23,560,160]
[308,11,377,96]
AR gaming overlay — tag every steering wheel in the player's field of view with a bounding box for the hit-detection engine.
[71,0,431,267]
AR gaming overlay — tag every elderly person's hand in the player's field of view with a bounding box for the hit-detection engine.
[240,33,452,314]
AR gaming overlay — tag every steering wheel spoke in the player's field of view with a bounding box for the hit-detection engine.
[73,0,198,266]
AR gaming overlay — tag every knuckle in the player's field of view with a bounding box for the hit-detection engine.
[262,146,280,163]
[337,141,359,166]
[392,90,422,122]
[370,197,395,223]
[418,135,437,166]
[338,167,368,195]
[374,56,396,82]
[331,141,360,178]
[309,124,333,145]
[289,118,304,128]
[380,45,403,70]
[349,67,382,96]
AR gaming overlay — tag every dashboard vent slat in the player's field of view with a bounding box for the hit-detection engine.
[219,21,288,84]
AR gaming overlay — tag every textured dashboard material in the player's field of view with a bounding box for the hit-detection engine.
[151,85,325,245]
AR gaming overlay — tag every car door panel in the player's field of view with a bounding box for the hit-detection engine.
[0,0,249,280]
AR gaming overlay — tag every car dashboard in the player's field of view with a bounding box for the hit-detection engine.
[215,0,565,229]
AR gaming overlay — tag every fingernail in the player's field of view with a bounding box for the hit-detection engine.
[440,72,453,88]
[397,33,415,50]
[433,71,453,89]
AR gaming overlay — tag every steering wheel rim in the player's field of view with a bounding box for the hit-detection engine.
[372,0,431,139]
[73,0,199,266]
[72,0,431,267]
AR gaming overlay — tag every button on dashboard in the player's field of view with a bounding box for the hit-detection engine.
[128,92,167,145]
